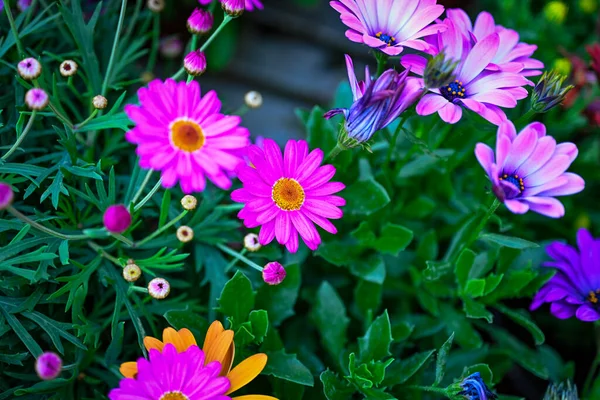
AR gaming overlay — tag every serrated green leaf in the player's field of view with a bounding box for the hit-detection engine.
[355,280,382,319]
[455,249,476,288]
[0,305,42,357]
[249,310,268,343]
[464,279,486,298]
[440,304,482,349]
[320,369,355,400]
[350,254,386,284]
[373,224,413,256]
[344,178,390,216]
[384,350,436,386]
[359,310,392,363]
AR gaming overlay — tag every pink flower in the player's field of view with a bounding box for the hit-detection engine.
[446,8,544,77]
[401,18,532,125]
[125,79,250,193]
[221,0,244,16]
[330,0,446,56]
[187,8,213,34]
[25,88,49,110]
[232,139,345,253]
[35,352,62,380]
[103,205,132,233]
[263,262,286,285]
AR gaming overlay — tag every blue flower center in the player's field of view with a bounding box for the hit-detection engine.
[376,32,396,46]
[499,173,524,193]
[441,80,466,102]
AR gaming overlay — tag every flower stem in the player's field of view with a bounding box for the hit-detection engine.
[133,177,162,212]
[7,206,89,241]
[111,233,135,247]
[101,0,128,96]
[216,243,263,272]
[3,0,25,58]
[406,386,449,396]
[134,210,188,248]
[146,12,160,72]
[224,248,246,272]
[215,203,244,212]
[48,101,74,129]
[325,143,346,162]
[131,169,153,205]
[74,109,98,130]
[128,285,149,295]
[375,51,389,78]
[2,111,37,160]
[88,241,121,265]
[383,114,408,169]
[515,108,537,128]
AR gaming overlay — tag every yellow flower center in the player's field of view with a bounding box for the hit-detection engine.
[272,178,305,211]
[160,392,189,400]
[170,119,205,152]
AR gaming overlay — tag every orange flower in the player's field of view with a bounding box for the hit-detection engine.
[119,322,277,399]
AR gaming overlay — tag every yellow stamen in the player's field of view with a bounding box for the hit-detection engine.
[170,119,205,152]
[160,392,189,400]
[272,178,305,211]
[589,291,598,304]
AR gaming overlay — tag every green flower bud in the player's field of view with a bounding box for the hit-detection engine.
[424,52,459,90]
[531,70,574,113]
[543,381,579,400]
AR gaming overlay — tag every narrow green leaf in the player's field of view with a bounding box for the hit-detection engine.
[384,350,436,386]
[480,233,539,249]
[58,240,69,265]
[494,304,545,345]
[0,306,42,357]
[433,333,454,386]
[455,249,476,288]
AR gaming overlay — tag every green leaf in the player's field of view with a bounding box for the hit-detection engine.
[315,241,357,267]
[104,321,124,366]
[249,310,269,343]
[256,264,300,326]
[434,333,454,386]
[384,350,436,386]
[344,178,390,216]
[350,222,377,247]
[455,249,476,288]
[159,190,172,228]
[480,233,539,249]
[358,310,393,363]
[0,352,28,366]
[304,106,337,153]
[423,260,452,281]
[354,280,382,319]
[22,311,87,352]
[462,298,493,323]
[0,305,42,357]
[320,369,355,400]
[440,304,482,349]
[373,224,413,256]
[350,254,386,284]
[464,279,486,298]
[312,282,349,365]
[391,321,414,342]
[164,306,210,340]
[494,304,545,345]
[58,240,69,265]
[263,349,314,387]
[217,270,255,326]
[462,363,493,383]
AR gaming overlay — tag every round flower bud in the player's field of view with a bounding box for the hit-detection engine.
[176,226,194,243]
[148,277,170,299]
[181,195,198,210]
[187,8,214,35]
[92,95,108,110]
[244,91,263,109]
[35,352,62,381]
[123,264,142,282]
[160,36,184,59]
[544,1,568,24]
[262,262,286,285]
[103,204,132,234]
[59,60,78,77]
[220,0,244,17]
[0,182,14,210]
[18,58,42,80]
[147,0,164,12]
[184,50,207,77]
[25,88,49,110]
[141,71,155,84]
[244,233,261,252]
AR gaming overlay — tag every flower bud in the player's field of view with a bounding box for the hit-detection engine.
[141,71,155,84]
[181,195,198,210]
[457,372,497,400]
[147,0,164,12]
[184,50,207,77]
[60,60,78,77]
[220,0,244,17]
[187,8,214,35]
[423,52,458,90]
[244,233,261,252]
[244,91,263,109]
[176,226,194,243]
[160,36,184,59]
[103,204,132,234]
[544,1,568,24]
[25,88,49,110]
[123,264,142,282]
[543,381,579,400]
[35,352,62,381]
[0,182,14,210]
[18,58,42,80]
[531,70,574,113]
[93,95,108,110]
[262,262,286,285]
[148,277,170,299]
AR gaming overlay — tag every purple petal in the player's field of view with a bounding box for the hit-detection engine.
[400,54,428,76]
[523,197,565,218]
[502,126,538,173]
[536,173,584,197]
[473,11,496,39]
[495,129,512,169]
[525,155,571,186]
[576,304,600,322]
[504,199,529,214]
[345,54,361,100]
[516,136,556,178]
[470,90,517,107]
[458,33,500,85]
[554,142,578,163]
[438,102,463,123]
[475,143,495,177]
[446,8,473,33]
[416,94,448,115]
[523,121,546,138]
[550,302,578,319]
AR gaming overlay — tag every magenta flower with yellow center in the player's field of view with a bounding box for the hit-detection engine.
[125,79,250,193]
[231,139,345,253]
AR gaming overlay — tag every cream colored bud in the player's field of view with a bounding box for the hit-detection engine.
[244,233,261,252]
[92,95,108,110]
[177,226,194,243]
[181,195,198,210]
[147,0,164,12]
[123,264,142,282]
[148,277,170,299]
[244,91,263,109]
[60,60,78,77]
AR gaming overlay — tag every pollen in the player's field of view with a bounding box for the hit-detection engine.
[272,178,305,211]
[170,119,205,152]
[375,32,397,46]
[588,289,600,304]
[499,173,525,193]
[160,392,189,400]
[441,81,466,102]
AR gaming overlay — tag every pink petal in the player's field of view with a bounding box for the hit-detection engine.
[504,199,529,214]
[458,33,500,85]
[523,197,565,218]
[417,94,449,115]
[438,102,462,124]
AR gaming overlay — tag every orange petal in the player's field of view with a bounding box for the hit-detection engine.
[143,336,165,352]
[205,330,234,367]
[232,396,279,400]
[203,320,225,357]
[220,340,235,377]
[119,362,138,378]
[225,353,268,395]
[178,328,197,351]
[163,327,187,352]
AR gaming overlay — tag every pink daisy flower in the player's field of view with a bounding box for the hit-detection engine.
[125,79,250,194]
[231,139,345,253]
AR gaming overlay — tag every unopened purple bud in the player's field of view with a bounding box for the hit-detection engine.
[103,204,132,234]
[262,262,286,285]
[35,352,62,380]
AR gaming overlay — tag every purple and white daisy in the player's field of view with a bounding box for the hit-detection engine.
[447,8,544,77]
[325,55,422,143]
[531,229,600,322]
[330,0,446,56]
[109,344,231,400]
[475,121,584,218]
[401,18,532,125]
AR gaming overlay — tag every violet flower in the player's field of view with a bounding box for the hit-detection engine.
[475,121,584,218]
[325,55,422,144]
[531,229,600,322]
[330,0,446,56]
[458,372,497,400]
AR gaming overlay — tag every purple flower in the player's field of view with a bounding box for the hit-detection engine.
[458,372,497,400]
[531,229,600,322]
[25,88,49,111]
[35,352,62,381]
[447,8,544,77]
[325,55,422,143]
[475,121,584,218]
[401,18,532,125]
[103,204,132,233]
[109,344,231,399]
[330,0,446,56]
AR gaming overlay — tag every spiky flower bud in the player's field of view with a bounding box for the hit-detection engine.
[423,52,458,89]
[60,60,78,77]
[531,70,574,113]
[187,8,214,35]
[183,50,207,77]
[93,95,108,110]
[221,0,244,17]
[543,381,579,400]
[457,372,497,400]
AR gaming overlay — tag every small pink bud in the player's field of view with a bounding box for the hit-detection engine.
[103,204,132,234]
[187,8,214,35]
[25,88,49,110]
[35,352,62,380]
[220,0,244,17]
[184,50,207,77]
[0,182,14,210]
[262,262,286,285]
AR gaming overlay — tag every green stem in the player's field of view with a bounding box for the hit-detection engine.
[134,210,188,247]
[583,322,600,396]
[123,0,144,42]
[515,108,537,128]
[215,203,244,212]
[24,0,38,26]
[74,109,98,130]
[133,178,162,212]
[406,386,449,396]
[146,12,160,72]
[325,143,346,162]
[384,115,408,168]
[224,248,246,272]
[131,169,153,205]
[2,111,36,160]
[3,0,25,58]
[111,233,135,247]
[128,286,149,295]
[216,243,263,272]
[375,52,389,78]
[101,0,128,96]
[88,241,121,265]
[47,102,74,129]
[7,206,89,241]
